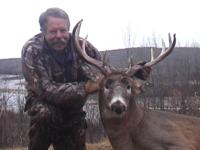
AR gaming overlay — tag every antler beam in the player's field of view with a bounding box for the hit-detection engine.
[145,33,176,67]
[72,20,112,75]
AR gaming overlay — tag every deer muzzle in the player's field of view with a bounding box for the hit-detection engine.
[111,101,126,114]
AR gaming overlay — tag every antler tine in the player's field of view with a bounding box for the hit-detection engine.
[150,48,154,62]
[72,20,111,75]
[82,34,88,52]
[125,56,133,73]
[127,56,134,68]
[168,33,172,44]
[145,33,176,67]
[102,51,108,66]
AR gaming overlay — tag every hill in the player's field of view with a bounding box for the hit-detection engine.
[0,58,22,75]
[0,47,200,75]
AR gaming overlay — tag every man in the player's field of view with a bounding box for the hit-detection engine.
[21,8,101,150]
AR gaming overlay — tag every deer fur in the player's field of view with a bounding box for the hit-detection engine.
[98,72,200,150]
[71,20,200,150]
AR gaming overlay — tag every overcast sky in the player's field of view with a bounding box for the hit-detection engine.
[1,0,200,58]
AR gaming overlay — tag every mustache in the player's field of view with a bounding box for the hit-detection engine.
[52,39,67,46]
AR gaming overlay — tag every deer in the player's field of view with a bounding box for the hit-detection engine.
[72,20,200,150]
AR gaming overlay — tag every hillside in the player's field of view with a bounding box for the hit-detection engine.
[0,58,22,75]
[0,47,200,75]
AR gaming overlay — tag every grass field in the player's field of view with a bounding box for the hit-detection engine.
[2,140,113,150]
[86,140,113,150]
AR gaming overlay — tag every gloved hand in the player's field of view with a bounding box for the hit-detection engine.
[85,76,103,94]
[134,61,151,80]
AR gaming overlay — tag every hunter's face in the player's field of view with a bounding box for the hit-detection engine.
[44,16,70,52]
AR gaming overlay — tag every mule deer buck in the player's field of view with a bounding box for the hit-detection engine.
[72,20,200,150]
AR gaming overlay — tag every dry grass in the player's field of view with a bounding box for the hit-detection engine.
[2,139,113,150]
[1,148,26,150]
[87,139,113,150]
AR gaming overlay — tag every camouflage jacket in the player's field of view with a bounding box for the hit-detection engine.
[21,33,101,112]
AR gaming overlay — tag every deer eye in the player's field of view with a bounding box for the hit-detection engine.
[121,77,131,91]
[121,77,129,85]
[105,78,114,89]
[127,85,131,90]
[126,84,132,94]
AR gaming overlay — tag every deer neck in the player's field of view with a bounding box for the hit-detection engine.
[129,104,145,129]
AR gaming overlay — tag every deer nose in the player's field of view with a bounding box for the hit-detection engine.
[111,101,126,114]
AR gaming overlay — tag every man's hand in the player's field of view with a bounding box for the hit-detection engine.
[85,76,103,94]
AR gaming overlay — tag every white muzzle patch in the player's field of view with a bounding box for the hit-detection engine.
[109,95,127,108]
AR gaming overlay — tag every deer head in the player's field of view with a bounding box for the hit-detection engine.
[72,21,200,150]
[72,20,176,117]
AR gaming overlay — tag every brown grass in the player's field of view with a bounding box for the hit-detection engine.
[87,139,113,150]
[1,148,26,150]
[2,139,113,150]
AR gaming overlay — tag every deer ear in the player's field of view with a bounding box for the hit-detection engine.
[134,66,151,80]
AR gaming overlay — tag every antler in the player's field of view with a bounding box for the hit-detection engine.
[72,20,112,75]
[72,20,176,78]
[144,33,176,67]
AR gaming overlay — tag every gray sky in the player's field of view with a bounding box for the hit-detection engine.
[1,0,200,58]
